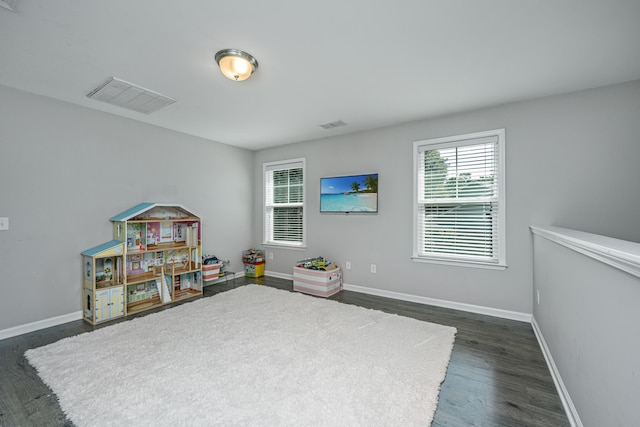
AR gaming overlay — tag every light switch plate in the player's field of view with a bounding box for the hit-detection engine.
[0,217,8,230]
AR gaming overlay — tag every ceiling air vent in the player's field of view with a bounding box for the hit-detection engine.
[319,120,348,130]
[86,77,176,114]
[0,0,17,11]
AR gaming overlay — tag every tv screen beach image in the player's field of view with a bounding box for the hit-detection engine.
[320,174,378,213]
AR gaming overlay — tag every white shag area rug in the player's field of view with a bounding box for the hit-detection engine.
[26,285,456,427]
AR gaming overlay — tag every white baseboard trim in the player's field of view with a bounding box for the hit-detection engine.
[531,316,582,427]
[343,283,532,322]
[265,270,293,280]
[265,271,530,322]
[203,271,245,286]
[0,311,83,341]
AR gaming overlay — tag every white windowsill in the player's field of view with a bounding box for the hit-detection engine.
[411,256,507,270]
[262,243,307,251]
[530,225,640,279]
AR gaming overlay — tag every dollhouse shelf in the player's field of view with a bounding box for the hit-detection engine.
[125,271,161,285]
[96,281,120,290]
[138,243,195,252]
[82,203,203,324]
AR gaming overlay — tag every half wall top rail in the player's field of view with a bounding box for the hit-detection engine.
[530,225,640,279]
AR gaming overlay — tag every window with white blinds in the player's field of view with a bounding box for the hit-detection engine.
[264,158,305,247]
[413,129,506,268]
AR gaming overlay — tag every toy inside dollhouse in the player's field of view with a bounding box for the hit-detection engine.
[125,278,166,314]
[123,217,199,257]
[171,270,202,300]
[123,222,200,277]
[94,256,122,288]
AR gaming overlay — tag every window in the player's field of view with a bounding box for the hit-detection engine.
[413,129,506,269]
[263,158,306,248]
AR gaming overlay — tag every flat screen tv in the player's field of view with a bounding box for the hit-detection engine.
[320,173,378,213]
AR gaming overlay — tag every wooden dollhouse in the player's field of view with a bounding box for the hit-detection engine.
[82,203,203,324]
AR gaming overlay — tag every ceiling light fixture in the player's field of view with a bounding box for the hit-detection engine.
[215,49,259,81]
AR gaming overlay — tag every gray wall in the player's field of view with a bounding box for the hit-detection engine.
[533,234,640,426]
[253,79,640,315]
[2,78,639,331]
[0,85,254,331]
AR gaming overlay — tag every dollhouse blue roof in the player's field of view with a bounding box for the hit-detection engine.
[109,202,156,221]
[109,202,199,222]
[81,240,123,256]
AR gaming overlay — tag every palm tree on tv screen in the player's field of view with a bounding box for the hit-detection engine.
[365,175,378,193]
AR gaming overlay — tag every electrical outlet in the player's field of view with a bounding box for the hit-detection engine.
[537,290,540,305]
[370,264,376,273]
[345,261,351,270]
[0,217,8,230]
[268,252,274,260]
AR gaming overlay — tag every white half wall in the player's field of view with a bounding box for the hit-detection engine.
[531,227,640,427]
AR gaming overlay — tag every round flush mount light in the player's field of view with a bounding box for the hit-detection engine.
[215,49,259,81]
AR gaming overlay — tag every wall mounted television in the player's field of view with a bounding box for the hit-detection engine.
[320,173,378,213]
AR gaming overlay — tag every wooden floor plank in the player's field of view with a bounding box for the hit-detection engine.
[0,276,570,426]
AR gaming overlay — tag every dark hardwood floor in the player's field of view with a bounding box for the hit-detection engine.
[0,276,569,426]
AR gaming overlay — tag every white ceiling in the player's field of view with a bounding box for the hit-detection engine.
[1,1,639,151]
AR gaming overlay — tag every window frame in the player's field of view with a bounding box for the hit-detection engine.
[412,129,506,270]
[263,157,306,249]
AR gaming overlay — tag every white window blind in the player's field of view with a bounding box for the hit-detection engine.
[414,130,505,268]
[264,158,305,247]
